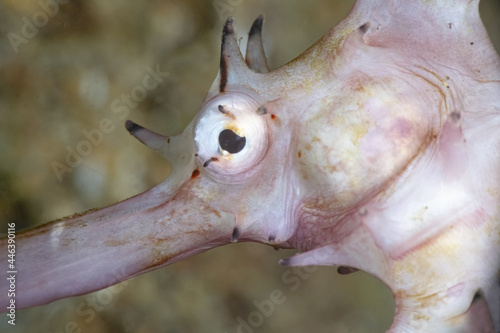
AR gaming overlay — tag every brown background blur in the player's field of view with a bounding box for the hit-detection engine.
[0,0,499,332]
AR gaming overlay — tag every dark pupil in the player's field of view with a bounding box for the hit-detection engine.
[219,129,246,154]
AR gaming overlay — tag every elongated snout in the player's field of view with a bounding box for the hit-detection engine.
[0,176,235,310]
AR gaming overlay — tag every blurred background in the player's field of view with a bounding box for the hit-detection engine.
[0,0,498,332]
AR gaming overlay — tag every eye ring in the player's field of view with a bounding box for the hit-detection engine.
[193,92,269,183]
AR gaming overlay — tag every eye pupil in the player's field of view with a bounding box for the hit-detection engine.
[219,129,246,154]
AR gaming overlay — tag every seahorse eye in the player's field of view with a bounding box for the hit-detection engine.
[219,129,246,153]
[193,91,268,182]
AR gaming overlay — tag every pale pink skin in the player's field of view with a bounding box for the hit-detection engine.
[1,0,499,332]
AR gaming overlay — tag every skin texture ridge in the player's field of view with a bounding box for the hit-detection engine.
[1,0,499,332]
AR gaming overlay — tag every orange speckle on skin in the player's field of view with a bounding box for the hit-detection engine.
[271,114,277,120]
[298,151,302,158]
[224,123,244,137]
[191,169,200,179]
